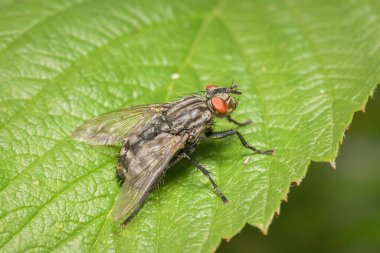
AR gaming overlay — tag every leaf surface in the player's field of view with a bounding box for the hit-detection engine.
[0,0,379,252]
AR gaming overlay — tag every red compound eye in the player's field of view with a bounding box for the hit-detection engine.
[210,96,228,115]
[206,84,218,90]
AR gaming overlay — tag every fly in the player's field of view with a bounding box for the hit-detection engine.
[71,84,274,226]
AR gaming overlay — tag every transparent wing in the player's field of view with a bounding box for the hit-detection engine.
[111,133,188,221]
[71,104,166,145]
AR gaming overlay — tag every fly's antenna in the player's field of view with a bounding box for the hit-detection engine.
[229,83,239,90]
[229,80,239,91]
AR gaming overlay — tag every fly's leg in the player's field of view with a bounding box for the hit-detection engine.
[226,115,252,127]
[206,130,275,155]
[179,153,229,204]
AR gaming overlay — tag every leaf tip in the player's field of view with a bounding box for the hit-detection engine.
[223,236,232,242]
[329,160,336,169]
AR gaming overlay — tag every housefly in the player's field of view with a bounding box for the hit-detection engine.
[71,84,274,226]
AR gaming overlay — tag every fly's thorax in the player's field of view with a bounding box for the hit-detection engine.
[187,119,213,145]
[162,96,213,134]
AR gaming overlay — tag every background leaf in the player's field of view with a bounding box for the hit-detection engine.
[0,0,379,252]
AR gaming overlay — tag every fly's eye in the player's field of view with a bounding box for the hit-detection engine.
[210,96,228,115]
[206,84,218,90]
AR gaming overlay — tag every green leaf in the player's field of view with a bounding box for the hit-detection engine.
[0,0,379,252]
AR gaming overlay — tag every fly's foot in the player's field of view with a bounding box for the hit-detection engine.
[249,147,275,155]
[243,141,275,155]
[239,119,253,126]
[227,116,253,127]
[221,194,229,204]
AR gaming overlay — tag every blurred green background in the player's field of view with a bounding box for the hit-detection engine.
[218,88,380,253]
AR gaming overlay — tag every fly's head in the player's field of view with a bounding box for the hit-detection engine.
[205,84,241,117]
